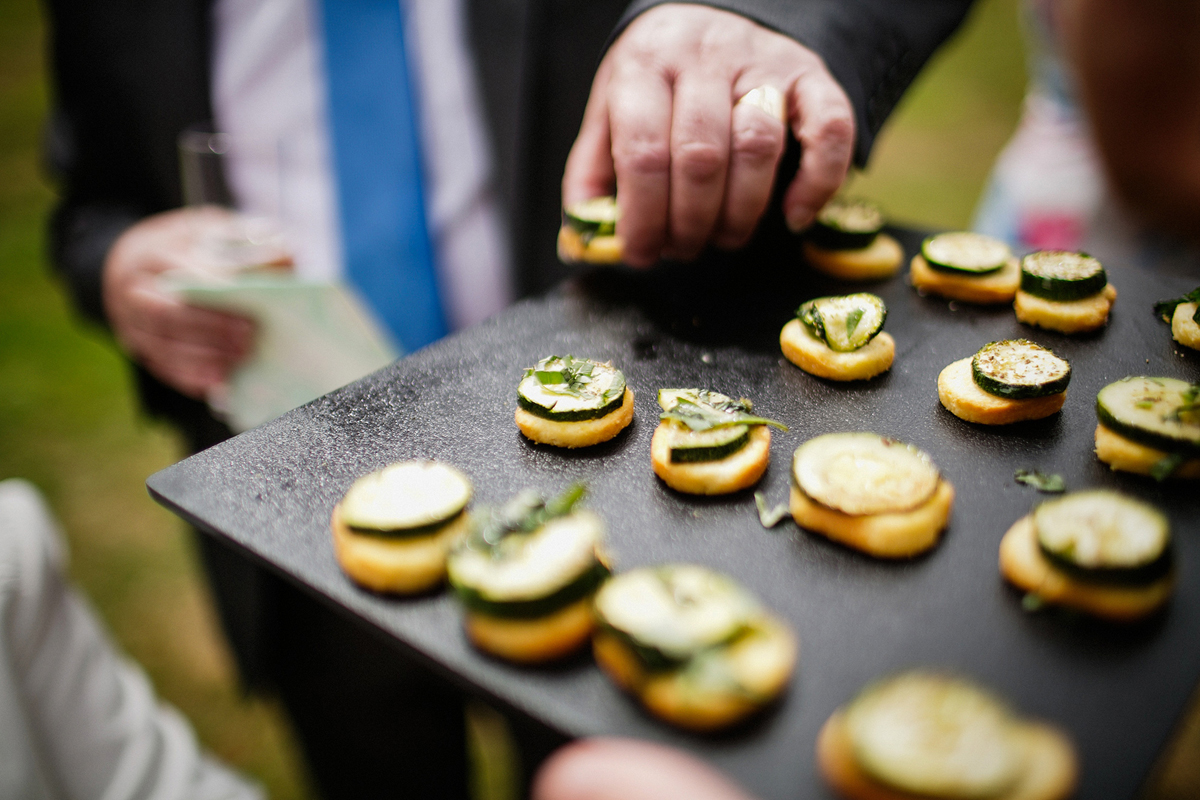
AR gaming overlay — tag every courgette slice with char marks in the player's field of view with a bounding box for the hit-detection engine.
[593,565,761,669]
[972,339,1071,399]
[341,460,472,538]
[1020,250,1107,301]
[797,293,887,352]
[1034,490,1172,584]
[657,388,786,464]
[562,196,618,241]
[807,197,884,250]
[448,485,608,618]
[845,672,1026,800]
[922,232,1011,275]
[792,432,941,516]
[1096,377,1200,457]
[517,355,627,421]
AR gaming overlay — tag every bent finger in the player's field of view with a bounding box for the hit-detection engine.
[126,286,256,356]
[782,68,855,232]
[714,88,787,249]
[608,67,673,267]
[665,74,732,260]
[563,60,617,208]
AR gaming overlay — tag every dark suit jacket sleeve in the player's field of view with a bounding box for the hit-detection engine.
[614,0,976,167]
[43,0,213,327]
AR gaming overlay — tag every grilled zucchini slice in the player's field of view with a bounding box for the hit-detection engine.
[797,294,888,353]
[1096,377,1200,457]
[563,196,618,239]
[340,460,472,536]
[1020,251,1107,301]
[922,232,1011,275]
[1034,490,1171,584]
[971,340,1071,400]
[808,197,884,251]
[792,433,940,516]
[517,355,627,422]
[845,672,1026,799]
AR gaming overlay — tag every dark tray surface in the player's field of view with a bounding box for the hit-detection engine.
[149,232,1200,800]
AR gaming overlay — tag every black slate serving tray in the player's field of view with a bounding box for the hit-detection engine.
[149,230,1200,799]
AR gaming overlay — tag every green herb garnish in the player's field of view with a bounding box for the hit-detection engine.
[1014,469,1066,493]
[472,483,587,550]
[1150,453,1185,482]
[845,307,864,338]
[1153,286,1200,325]
[1021,593,1045,612]
[525,355,622,403]
[658,388,788,432]
[754,492,790,529]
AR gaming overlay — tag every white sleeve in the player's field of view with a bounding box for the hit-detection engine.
[0,479,265,800]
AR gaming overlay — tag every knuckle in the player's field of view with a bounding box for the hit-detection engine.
[730,124,782,165]
[808,110,855,150]
[613,139,671,177]
[673,140,724,182]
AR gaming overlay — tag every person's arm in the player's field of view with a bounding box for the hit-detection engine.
[564,0,976,266]
[0,479,263,800]
[1062,0,1200,239]
[533,738,758,800]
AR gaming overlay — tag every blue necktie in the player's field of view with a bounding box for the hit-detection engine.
[320,0,446,353]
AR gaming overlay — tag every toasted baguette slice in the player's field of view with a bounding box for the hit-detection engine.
[789,480,954,559]
[817,709,1078,800]
[938,357,1065,425]
[803,234,904,281]
[557,226,623,264]
[999,515,1173,621]
[464,596,595,664]
[780,319,895,381]
[650,424,770,494]
[516,388,634,448]
[593,617,797,732]
[1093,423,1200,479]
[331,504,469,594]
[910,254,1020,304]
[1014,284,1117,334]
[1172,302,1200,350]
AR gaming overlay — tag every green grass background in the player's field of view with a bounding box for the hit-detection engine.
[0,0,1195,797]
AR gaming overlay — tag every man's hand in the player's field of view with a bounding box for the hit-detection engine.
[102,206,277,399]
[562,3,855,267]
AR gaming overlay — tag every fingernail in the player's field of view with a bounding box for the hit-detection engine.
[786,208,814,234]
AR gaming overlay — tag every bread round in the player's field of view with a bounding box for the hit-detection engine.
[1172,302,1200,350]
[938,357,1066,425]
[331,504,469,594]
[557,226,623,264]
[1014,284,1117,334]
[817,709,1077,800]
[593,617,797,732]
[1094,423,1200,478]
[516,387,634,448]
[803,233,904,281]
[909,254,1020,304]
[464,596,595,663]
[780,319,895,381]
[999,515,1173,621]
[650,424,770,494]
[789,481,953,559]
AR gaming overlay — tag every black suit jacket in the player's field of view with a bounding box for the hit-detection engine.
[43,0,973,441]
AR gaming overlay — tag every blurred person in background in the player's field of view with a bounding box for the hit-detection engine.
[44,0,978,796]
[974,0,1199,278]
[0,478,262,800]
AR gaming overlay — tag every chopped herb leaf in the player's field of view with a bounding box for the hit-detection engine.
[472,483,587,550]
[659,389,788,432]
[1014,469,1066,493]
[754,492,790,529]
[527,355,624,404]
[845,307,864,338]
[1153,286,1200,324]
[535,369,566,384]
[1021,593,1045,612]
[1135,401,1154,410]
[1150,453,1185,482]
